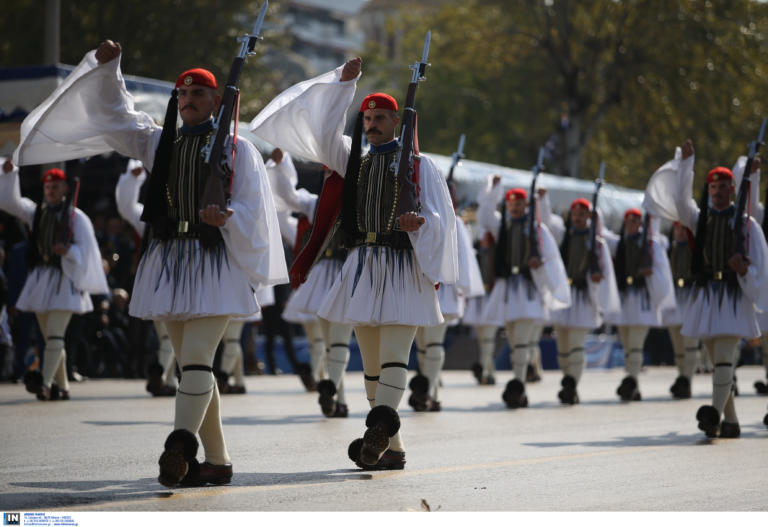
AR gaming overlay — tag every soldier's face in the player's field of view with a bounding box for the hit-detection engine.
[505,197,526,218]
[43,181,67,206]
[624,214,642,235]
[570,206,590,229]
[363,109,399,146]
[708,180,734,211]
[177,84,220,127]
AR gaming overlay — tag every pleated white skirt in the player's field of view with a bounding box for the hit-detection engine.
[129,238,259,321]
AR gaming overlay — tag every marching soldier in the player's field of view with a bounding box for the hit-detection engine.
[1,160,108,401]
[476,177,569,408]
[13,39,287,485]
[251,55,458,469]
[644,140,768,438]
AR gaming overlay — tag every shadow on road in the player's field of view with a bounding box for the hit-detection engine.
[6,468,375,510]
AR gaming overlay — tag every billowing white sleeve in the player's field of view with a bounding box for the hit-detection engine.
[61,209,109,295]
[266,152,317,218]
[538,191,565,245]
[277,210,298,247]
[250,66,358,176]
[0,163,35,228]
[645,238,676,314]
[589,238,620,316]
[220,139,289,289]
[476,175,503,239]
[14,51,161,167]
[115,160,146,234]
[643,148,700,231]
[456,217,485,298]
[530,223,571,310]
[407,156,458,285]
[601,223,620,257]
[740,217,768,311]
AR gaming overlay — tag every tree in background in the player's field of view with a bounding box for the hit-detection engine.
[361,0,768,189]
[0,0,288,121]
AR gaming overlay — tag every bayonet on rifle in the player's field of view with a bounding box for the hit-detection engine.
[395,30,431,218]
[732,117,766,255]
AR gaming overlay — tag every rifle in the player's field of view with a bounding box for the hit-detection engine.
[528,147,545,262]
[53,173,79,246]
[446,133,465,209]
[586,162,605,275]
[732,117,766,257]
[638,212,652,272]
[200,1,268,211]
[395,30,431,219]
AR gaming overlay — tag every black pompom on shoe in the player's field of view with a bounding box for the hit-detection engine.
[360,406,400,466]
[617,376,640,402]
[317,379,337,417]
[558,375,579,405]
[408,374,430,412]
[158,429,199,488]
[23,370,43,395]
[696,405,720,438]
[502,379,526,409]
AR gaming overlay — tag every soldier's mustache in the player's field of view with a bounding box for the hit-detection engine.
[181,104,197,112]
[366,128,381,135]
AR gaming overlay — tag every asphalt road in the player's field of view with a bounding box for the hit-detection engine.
[1,366,767,512]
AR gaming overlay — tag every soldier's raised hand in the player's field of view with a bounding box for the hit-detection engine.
[96,40,121,64]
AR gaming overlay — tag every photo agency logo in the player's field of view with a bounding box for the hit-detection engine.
[3,513,20,526]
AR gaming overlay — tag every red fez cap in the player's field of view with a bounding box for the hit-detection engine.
[42,168,66,183]
[706,167,734,184]
[175,68,218,90]
[570,198,591,211]
[505,188,527,202]
[624,208,642,220]
[360,93,398,112]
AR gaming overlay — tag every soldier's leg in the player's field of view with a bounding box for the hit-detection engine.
[170,316,230,445]
[557,327,588,404]
[303,321,326,383]
[153,321,178,389]
[354,326,381,410]
[374,325,417,455]
[414,326,427,375]
[502,320,535,408]
[36,311,72,399]
[527,323,543,382]
[755,333,768,394]
[555,326,571,378]
[669,325,696,399]
[475,325,497,383]
[219,320,245,391]
[317,319,352,417]
[420,322,447,405]
[617,325,647,401]
[696,336,741,438]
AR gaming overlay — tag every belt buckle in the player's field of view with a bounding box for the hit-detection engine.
[626,276,634,286]
[511,266,520,275]
[365,232,377,244]
[178,221,189,234]
[714,271,723,281]
[43,254,49,263]
[325,248,333,257]
[677,278,684,288]
[567,277,573,286]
